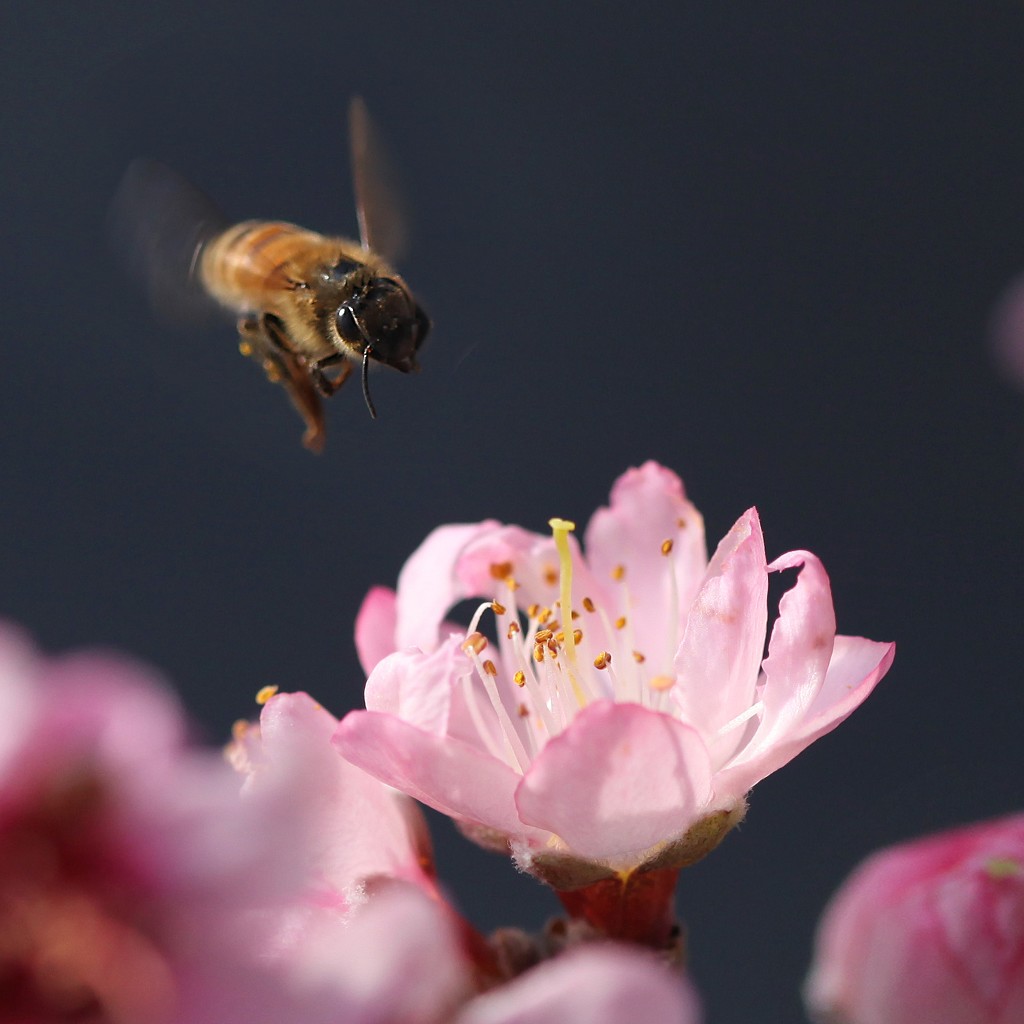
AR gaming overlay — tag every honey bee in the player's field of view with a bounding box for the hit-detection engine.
[111,98,429,453]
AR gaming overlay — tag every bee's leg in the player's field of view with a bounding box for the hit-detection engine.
[236,316,326,454]
[308,352,354,397]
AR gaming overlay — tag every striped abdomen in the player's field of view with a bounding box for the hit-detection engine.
[199,220,341,315]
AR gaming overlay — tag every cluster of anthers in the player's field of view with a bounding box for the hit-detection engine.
[456,518,683,774]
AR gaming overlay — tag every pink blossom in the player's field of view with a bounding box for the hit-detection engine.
[337,462,894,884]
[456,944,702,1024]
[230,691,435,913]
[805,813,1024,1024]
[0,625,346,1023]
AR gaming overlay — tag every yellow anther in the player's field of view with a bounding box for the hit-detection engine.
[594,651,611,670]
[632,650,646,664]
[231,719,250,740]
[611,564,626,581]
[535,629,554,644]
[507,621,521,638]
[650,675,676,692]
[256,685,278,705]
[491,601,507,615]
[462,632,488,655]
[518,703,530,718]
[533,645,545,663]
[573,629,583,644]
[661,538,674,555]
[582,596,596,613]
[482,660,498,677]
[513,670,526,687]
[543,566,558,586]
[527,604,540,619]
[615,616,627,630]
[490,561,513,580]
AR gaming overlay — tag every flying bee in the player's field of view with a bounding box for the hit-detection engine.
[110,98,429,453]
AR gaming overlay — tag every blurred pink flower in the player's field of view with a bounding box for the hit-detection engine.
[336,462,894,886]
[456,943,702,1024]
[805,813,1024,1024]
[0,625,347,1023]
[229,691,435,923]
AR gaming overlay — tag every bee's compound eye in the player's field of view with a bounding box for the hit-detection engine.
[337,306,363,343]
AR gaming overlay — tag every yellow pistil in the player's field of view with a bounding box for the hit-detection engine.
[255,685,278,705]
[549,517,588,706]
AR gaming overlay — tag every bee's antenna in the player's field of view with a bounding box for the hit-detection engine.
[361,346,377,420]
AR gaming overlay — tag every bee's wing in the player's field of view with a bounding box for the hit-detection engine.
[108,159,230,325]
[349,97,410,264]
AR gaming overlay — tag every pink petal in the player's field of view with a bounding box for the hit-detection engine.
[516,702,713,863]
[715,634,895,800]
[672,508,768,740]
[457,944,703,1024]
[335,710,548,842]
[394,521,502,652]
[584,462,708,670]
[364,641,466,735]
[245,692,431,898]
[710,550,836,792]
[354,586,398,675]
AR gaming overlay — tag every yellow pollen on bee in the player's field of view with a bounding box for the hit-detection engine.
[543,566,558,586]
[238,340,254,357]
[256,685,278,705]
[611,564,626,582]
[615,616,627,630]
[482,660,498,677]
[594,651,612,670]
[661,538,674,556]
[582,596,596,613]
[490,561,513,580]
[462,632,488,655]
[632,650,646,663]
[491,601,507,615]
[513,670,526,687]
[649,675,676,692]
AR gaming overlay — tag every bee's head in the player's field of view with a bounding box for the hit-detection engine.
[336,277,429,374]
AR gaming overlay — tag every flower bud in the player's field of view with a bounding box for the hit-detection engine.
[805,813,1024,1024]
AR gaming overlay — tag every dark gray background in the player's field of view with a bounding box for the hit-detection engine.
[3,3,1024,1021]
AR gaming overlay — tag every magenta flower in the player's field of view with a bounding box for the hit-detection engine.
[336,462,894,895]
[0,624,346,1023]
[805,813,1024,1024]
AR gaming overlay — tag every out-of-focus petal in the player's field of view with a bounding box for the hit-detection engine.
[516,702,713,863]
[355,586,399,675]
[806,813,1024,1024]
[457,944,703,1024]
